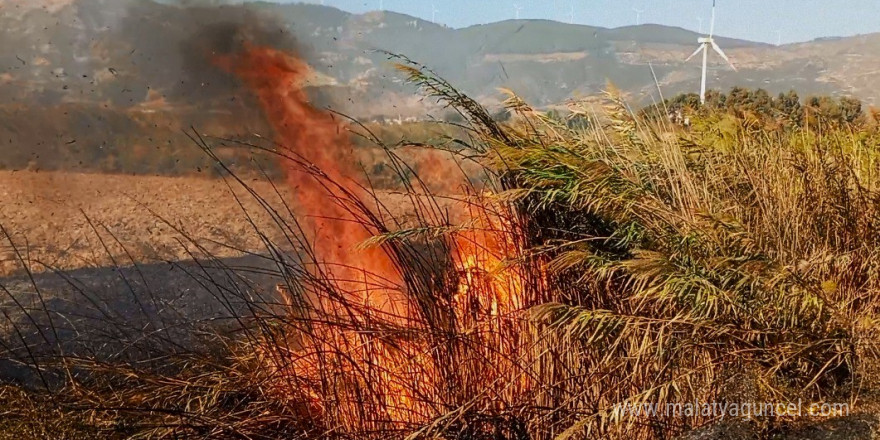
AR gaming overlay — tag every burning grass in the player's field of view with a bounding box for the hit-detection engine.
[2,51,880,439]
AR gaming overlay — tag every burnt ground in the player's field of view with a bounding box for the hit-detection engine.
[0,254,288,387]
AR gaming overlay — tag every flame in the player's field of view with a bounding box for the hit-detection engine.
[215,43,401,300]
[453,205,525,319]
[220,44,536,430]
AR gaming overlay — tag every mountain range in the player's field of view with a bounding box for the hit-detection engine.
[1,0,879,171]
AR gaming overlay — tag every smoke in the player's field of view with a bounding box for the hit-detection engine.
[115,1,405,292]
[111,1,306,107]
[125,2,399,292]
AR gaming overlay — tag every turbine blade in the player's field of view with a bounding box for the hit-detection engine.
[686,45,704,62]
[709,1,716,37]
[710,41,737,71]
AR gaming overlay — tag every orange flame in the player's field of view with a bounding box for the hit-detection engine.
[215,44,401,300]
[220,44,537,430]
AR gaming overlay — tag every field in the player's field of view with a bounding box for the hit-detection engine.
[0,170,293,276]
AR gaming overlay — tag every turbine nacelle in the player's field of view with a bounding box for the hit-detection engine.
[698,37,713,44]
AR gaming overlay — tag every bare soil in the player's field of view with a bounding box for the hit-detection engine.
[0,170,296,276]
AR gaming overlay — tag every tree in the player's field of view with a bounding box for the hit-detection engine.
[725,86,751,114]
[747,88,772,115]
[774,90,802,126]
[839,97,863,125]
[643,88,865,130]
[704,90,726,109]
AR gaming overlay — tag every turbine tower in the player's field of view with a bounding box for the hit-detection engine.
[514,3,523,19]
[431,3,439,22]
[632,6,645,25]
[686,0,737,105]
[569,4,575,24]
[774,29,782,46]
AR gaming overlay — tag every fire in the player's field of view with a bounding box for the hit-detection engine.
[215,43,402,300]
[453,205,525,319]
[220,43,535,431]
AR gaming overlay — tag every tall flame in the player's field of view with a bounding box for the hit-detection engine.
[219,44,537,431]
[215,44,401,299]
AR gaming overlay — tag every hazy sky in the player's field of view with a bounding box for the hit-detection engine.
[285,0,880,45]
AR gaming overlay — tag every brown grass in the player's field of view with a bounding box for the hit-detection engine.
[3,65,880,439]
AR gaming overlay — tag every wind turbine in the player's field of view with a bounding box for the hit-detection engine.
[569,4,575,24]
[514,3,523,19]
[431,3,439,22]
[686,0,737,105]
[774,29,782,46]
[632,6,645,25]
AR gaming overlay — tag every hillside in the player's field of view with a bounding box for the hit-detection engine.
[1,0,879,175]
